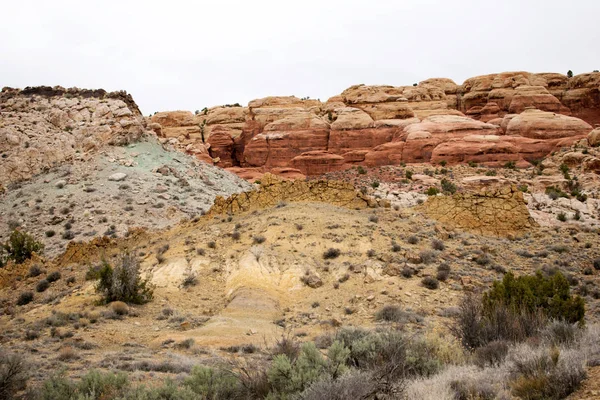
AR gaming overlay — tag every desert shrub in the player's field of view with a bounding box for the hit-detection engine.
[594,258,600,271]
[405,170,413,180]
[96,253,153,304]
[422,277,439,290]
[504,161,516,170]
[339,328,436,395]
[300,370,377,400]
[46,271,61,283]
[371,181,380,189]
[36,279,50,293]
[419,250,437,264]
[267,341,350,396]
[1,229,43,265]
[207,241,216,249]
[357,166,366,175]
[425,187,440,196]
[510,347,586,400]
[57,347,79,362]
[483,271,584,325]
[16,291,34,306]
[271,332,301,361]
[110,301,129,316]
[183,366,241,399]
[85,265,103,280]
[0,351,28,400]
[453,272,584,349]
[401,267,415,278]
[474,252,491,266]
[436,269,450,282]
[546,186,569,200]
[181,271,198,288]
[252,235,266,244]
[322,248,341,260]
[453,294,548,350]
[404,338,443,377]
[436,263,451,282]
[368,215,379,223]
[29,265,43,277]
[441,178,457,194]
[407,235,419,244]
[176,338,195,350]
[391,242,401,252]
[431,238,445,251]
[375,305,410,323]
[557,212,567,222]
[541,320,580,346]
[38,370,129,400]
[231,231,241,240]
[473,341,509,368]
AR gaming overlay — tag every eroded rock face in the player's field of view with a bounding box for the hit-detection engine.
[461,71,600,125]
[208,173,387,215]
[0,86,148,184]
[505,109,592,140]
[422,186,538,236]
[147,71,600,178]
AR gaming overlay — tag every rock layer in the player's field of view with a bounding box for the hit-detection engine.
[422,186,538,236]
[208,173,388,215]
[1,86,150,184]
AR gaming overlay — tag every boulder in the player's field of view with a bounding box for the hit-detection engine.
[588,128,600,147]
[505,109,592,139]
[507,86,566,114]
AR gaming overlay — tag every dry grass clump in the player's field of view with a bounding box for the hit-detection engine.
[57,346,79,362]
[422,276,439,290]
[110,301,129,316]
[323,248,341,260]
[375,305,409,323]
[436,263,451,282]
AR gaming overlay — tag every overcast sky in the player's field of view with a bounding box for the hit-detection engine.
[2,0,599,115]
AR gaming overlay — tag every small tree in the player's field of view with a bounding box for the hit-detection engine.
[483,271,584,325]
[567,70,573,78]
[0,352,28,399]
[1,229,43,265]
[96,253,153,304]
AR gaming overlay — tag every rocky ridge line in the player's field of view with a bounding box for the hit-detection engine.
[150,71,600,180]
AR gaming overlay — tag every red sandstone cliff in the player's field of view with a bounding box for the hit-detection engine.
[150,71,600,179]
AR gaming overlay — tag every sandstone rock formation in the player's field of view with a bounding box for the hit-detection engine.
[588,127,600,147]
[421,186,538,236]
[1,86,150,184]
[208,173,387,215]
[146,71,600,178]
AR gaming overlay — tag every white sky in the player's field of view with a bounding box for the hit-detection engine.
[2,0,599,115]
